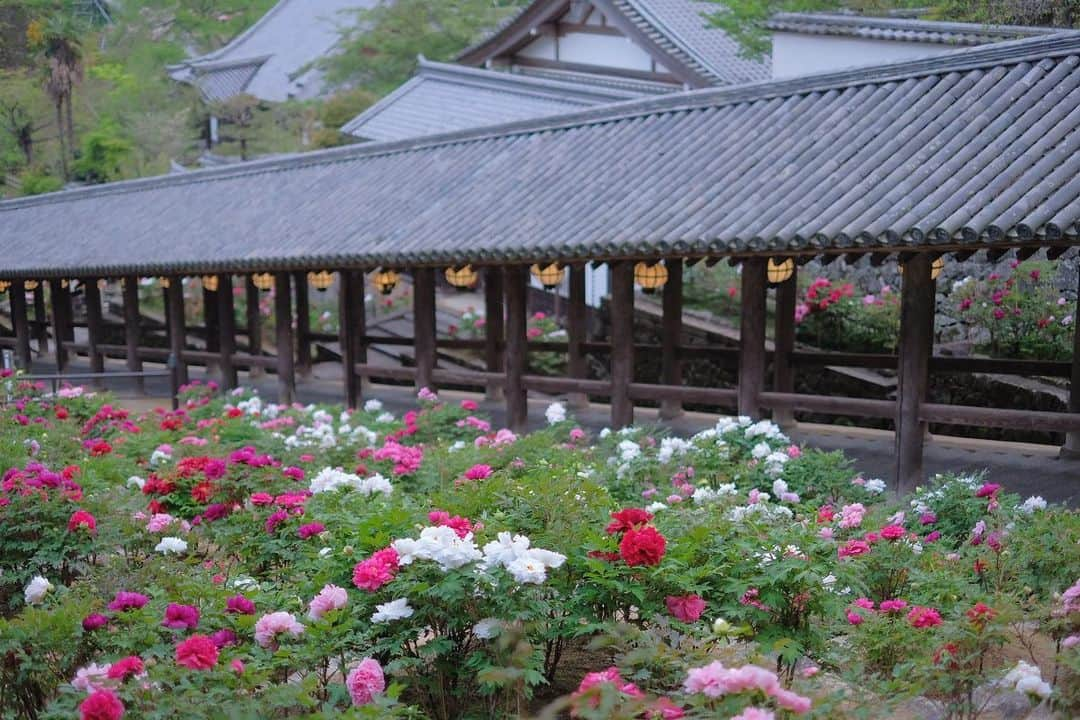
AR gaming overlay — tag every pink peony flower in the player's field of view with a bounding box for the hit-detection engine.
[346,658,386,706]
[352,547,400,592]
[175,634,218,670]
[161,603,200,630]
[907,606,943,629]
[226,595,255,615]
[68,510,97,534]
[231,658,246,674]
[105,656,144,682]
[846,610,864,626]
[879,599,908,613]
[463,464,493,481]
[72,663,112,693]
[298,522,325,539]
[838,503,865,528]
[254,611,305,648]
[79,690,124,720]
[975,483,1001,498]
[879,525,905,541]
[210,629,238,648]
[837,539,871,559]
[665,594,706,623]
[731,710,775,720]
[460,399,478,411]
[107,591,149,612]
[250,492,274,506]
[308,584,349,621]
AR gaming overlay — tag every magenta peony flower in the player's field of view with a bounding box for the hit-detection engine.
[308,584,348,621]
[250,492,274,506]
[105,656,144,681]
[346,658,386,706]
[210,629,238,648]
[107,591,149,612]
[907,606,943,629]
[665,594,706,623]
[161,603,200,630]
[879,525,906,541]
[879,599,908,613]
[298,522,325,539]
[975,483,1001,498]
[79,689,124,720]
[264,509,289,533]
[225,595,255,615]
[463,464,493,481]
[82,613,110,632]
[175,634,219,670]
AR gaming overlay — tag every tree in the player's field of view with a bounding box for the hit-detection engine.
[324,0,527,95]
[27,11,84,178]
[0,71,50,167]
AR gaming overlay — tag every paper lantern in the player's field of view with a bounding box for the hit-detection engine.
[767,258,795,285]
[444,265,478,289]
[201,275,219,292]
[634,262,668,294]
[252,273,274,292]
[372,269,400,295]
[308,271,334,292]
[530,263,564,290]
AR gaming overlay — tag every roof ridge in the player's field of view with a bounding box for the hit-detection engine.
[9,32,1080,212]
[416,58,643,100]
[768,11,1061,37]
[167,0,297,71]
[619,0,726,80]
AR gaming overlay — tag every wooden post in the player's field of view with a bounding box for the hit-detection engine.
[32,284,47,354]
[1063,273,1080,456]
[246,277,264,378]
[217,275,238,390]
[122,276,144,393]
[772,266,798,428]
[610,261,634,428]
[294,271,312,378]
[413,267,436,392]
[165,278,189,386]
[483,267,504,401]
[567,265,588,409]
[505,265,528,430]
[10,280,31,369]
[202,283,220,377]
[738,257,767,419]
[84,279,105,381]
[660,259,684,419]
[49,279,71,372]
[339,270,365,408]
[274,273,296,404]
[894,253,935,496]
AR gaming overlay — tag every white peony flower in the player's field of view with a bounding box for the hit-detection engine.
[645,501,668,513]
[448,440,466,453]
[24,576,52,605]
[363,399,383,412]
[126,475,146,490]
[358,473,393,497]
[371,598,414,623]
[864,478,887,494]
[544,402,567,425]
[1002,661,1052,699]
[472,618,502,639]
[155,537,188,555]
[507,556,548,584]
[1018,496,1047,514]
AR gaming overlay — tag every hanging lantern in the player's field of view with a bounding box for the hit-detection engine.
[530,263,565,290]
[444,265,478,290]
[24,280,39,291]
[96,279,108,290]
[899,257,945,281]
[61,279,70,289]
[372,269,400,295]
[767,258,795,285]
[201,275,219,292]
[158,277,170,289]
[0,281,9,293]
[634,261,668,294]
[308,270,334,292]
[252,273,274,292]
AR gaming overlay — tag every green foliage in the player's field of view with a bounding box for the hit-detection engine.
[16,168,63,194]
[72,121,132,182]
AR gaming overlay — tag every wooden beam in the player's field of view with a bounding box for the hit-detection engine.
[1047,246,1069,261]
[738,257,767,418]
[986,247,1009,263]
[274,272,295,404]
[413,267,437,392]
[165,278,189,386]
[819,254,840,266]
[246,277,264,378]
[293,271,312,378]
[483,266,505,402]
[566,264,588,409]
[505,265,528,431]
[10,280,31,369]
[84,279,105,380]
[610,261,635,428]
[951,250,977,262]
[339,270,364,408]
[122,276,144,393]
[894,253,935,496]
[217,274,237,390]
[869,252,890,267]
[772,266,798,428]
[659,258,683,419]
[49,279,71,372]
[1015,247,1039,263]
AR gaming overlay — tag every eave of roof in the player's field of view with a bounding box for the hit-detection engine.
[767,12,1061,46]
[5,33,1080,278]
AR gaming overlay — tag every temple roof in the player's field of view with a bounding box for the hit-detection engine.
[767,12,1060,47]
[5,34,1080,278]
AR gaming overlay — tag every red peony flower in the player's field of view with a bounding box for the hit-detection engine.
[907,605,943,629]
[68,509,97,534]
[966,602,996,629]
[619,526,666,566]
[55,406,69,420]
[665,594,706,622]
[175,634,219,670]
[879,525,905,541]
[106,656,144,681]
[605,508,654,535]
[79,690,124,720]
[838,539,871,559]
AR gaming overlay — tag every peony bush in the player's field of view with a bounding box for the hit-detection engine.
[0,378,1076,719]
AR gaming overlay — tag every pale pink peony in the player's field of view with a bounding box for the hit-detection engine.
[254,611,305,648]
[308,584,348,621]
[346,658,386,706]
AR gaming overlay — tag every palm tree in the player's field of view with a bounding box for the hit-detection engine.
[29,13,83,179]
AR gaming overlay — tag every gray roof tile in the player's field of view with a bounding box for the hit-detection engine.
[4,34,1080,279]
[767,12,1061,46]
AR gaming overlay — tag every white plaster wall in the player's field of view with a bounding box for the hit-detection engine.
[558,32,655,71]
[517,34,558,60]
[771,32,958,78]
[527,265,608,308]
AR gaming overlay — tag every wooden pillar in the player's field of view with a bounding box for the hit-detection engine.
[660,259,684,419]
[274,273,296,404]
[49,279,71,372]
[894,253,935,496]
[483,267,504,401]
[294,271,312,378]
[165,277,189,386]
[772,265,798,428]
[610,261,634,428]
[738,257,767,419]
[217,275,238,390]
[32,284,47,354]
[84,279,105,381]
[1066,270,1080,455]
[567,265,588,409]
[202,284,220,377]
[413,267,436,392]
[122,277,144,394]
[246,277,264,379]
[11,281,31,369]
[505,265,528,430]
[339,270,365,408]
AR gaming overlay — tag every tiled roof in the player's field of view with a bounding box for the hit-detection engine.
[767,12,1061,46]
[5,34,1080,278]
[342,58,658,141]
[168,0,374,102]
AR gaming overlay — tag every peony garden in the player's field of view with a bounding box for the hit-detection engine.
[1,377,1078,720]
